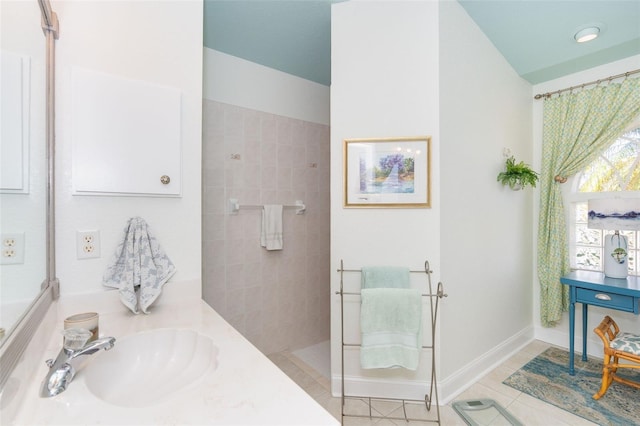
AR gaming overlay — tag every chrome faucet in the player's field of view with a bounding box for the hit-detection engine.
[40,336,116,397]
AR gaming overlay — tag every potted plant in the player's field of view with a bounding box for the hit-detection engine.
[497,156,539,190]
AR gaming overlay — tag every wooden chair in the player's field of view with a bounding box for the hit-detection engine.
[592,315,640,400]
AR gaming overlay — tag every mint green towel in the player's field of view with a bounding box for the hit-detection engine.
[360,288,422,370]
[361,266,410,289]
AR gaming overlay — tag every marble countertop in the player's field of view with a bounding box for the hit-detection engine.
[10,286,339,425]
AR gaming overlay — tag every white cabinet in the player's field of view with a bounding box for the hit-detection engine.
[71,67,181,196]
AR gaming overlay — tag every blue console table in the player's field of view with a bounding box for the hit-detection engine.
[560,271,640,375]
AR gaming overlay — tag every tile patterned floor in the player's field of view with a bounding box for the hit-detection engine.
[268,340,599,425]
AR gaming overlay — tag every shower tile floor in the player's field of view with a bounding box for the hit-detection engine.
[268,340,598,425]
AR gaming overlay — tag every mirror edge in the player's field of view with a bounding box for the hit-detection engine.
[0,0,59,391]
[0,282,55,388]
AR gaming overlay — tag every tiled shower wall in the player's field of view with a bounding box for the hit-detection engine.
[202,99,330,355]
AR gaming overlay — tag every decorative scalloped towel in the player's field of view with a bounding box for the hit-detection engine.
[103,217,176,314]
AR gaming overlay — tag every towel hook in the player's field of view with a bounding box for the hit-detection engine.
[229,198,240,214]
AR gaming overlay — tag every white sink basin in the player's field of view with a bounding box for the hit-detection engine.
[83,328,218,407]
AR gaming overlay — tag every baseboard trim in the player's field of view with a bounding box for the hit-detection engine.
[331,327,535,404]
[438,326,534,403]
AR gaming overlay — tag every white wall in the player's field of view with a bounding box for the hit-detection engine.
[52,0,203,296]
[204,48,329,125]
[532,54,640,354]
[438,1,534,399]
[330,0,441,400]
[330,0,535,402]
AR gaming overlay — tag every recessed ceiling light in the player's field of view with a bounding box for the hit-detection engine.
[574,27,600,43]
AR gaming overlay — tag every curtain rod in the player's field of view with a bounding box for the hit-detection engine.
[533,68,640,100]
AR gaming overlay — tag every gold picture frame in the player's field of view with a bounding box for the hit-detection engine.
[344,136,431,208]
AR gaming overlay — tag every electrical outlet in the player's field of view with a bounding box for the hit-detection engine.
[76,230,100,259]
[0,233,25,265]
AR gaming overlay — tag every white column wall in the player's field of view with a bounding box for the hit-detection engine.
[331,0,536,402]
[438,1,534,400]
[330,0,441,400]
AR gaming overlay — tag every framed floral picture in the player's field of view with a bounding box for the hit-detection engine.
[343,136,431,208]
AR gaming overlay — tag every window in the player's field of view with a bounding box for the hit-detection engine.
[569,125,640,276]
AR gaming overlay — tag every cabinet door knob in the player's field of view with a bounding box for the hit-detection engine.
[160,175,171,185]
[595,293,612,301]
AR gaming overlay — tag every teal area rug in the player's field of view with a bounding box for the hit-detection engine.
[503,347,640,426]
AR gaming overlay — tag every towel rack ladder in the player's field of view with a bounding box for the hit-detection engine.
[335,259,447,424]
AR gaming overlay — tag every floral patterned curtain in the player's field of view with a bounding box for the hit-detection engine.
[538,77,640,327]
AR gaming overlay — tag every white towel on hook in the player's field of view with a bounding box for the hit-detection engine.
[103,217,176,314]
[261,205,283,250]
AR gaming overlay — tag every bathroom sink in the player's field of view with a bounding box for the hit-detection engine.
[83,328,218,407]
